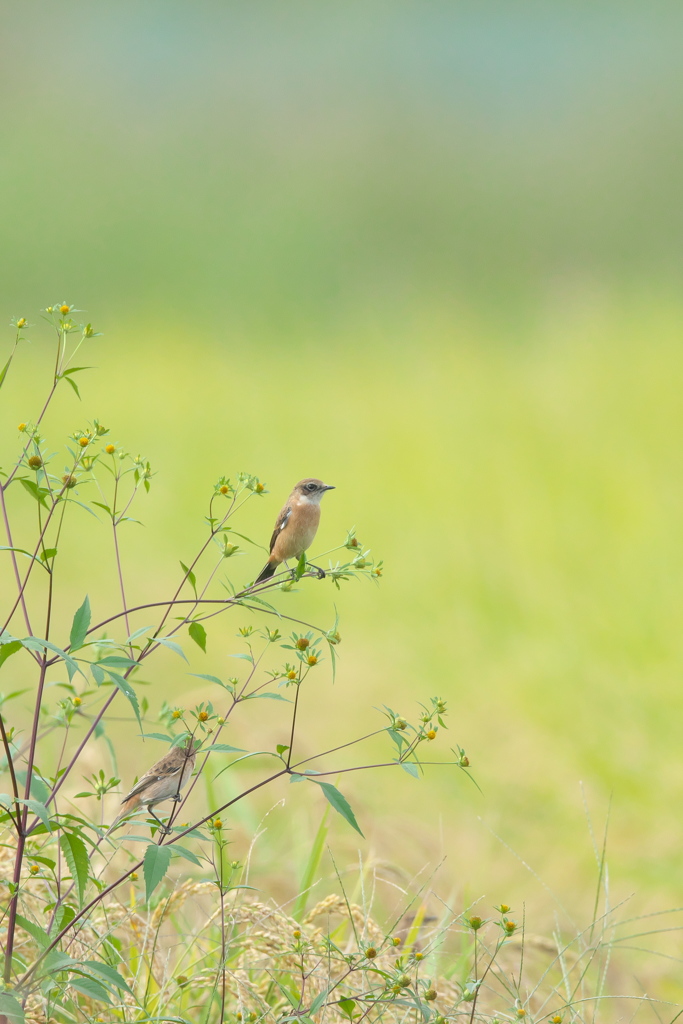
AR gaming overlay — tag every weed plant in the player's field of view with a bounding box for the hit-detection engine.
[0,307,469,1022]
[0,308,677,1024]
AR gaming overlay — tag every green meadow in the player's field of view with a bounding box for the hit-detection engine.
[2,0,683,1008]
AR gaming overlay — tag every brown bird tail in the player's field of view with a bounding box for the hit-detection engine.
[105,794,141,837]
[255,560,277,584]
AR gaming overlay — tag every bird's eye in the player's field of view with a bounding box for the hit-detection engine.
[306,483,316,491]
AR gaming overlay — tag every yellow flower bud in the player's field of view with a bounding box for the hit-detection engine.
[130,871,138,880]
[78,437,89,448]
[28,455,42,469]
[60,304,70,315]
[16,318,26,329]
[306,654,318,666]
[29,864,40,875]
[17,423,26,432]
[426,729,436,740]
[198,711,209,721]
[219,484,229,494]
[287,670,297,680]
[72,696,82,706]
[293,929,301,939]
[391,936,401,946]
[105,444,115,454]
[62,474,77,489]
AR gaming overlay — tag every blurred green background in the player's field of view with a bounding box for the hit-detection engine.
[3,0,683,974]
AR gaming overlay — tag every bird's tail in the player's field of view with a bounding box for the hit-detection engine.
[104,795,140,838]
[255,560,277,584]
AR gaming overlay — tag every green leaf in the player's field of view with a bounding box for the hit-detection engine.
[126,624,155,643]
[91,500,112,515]
[276,744,289,756]
[0,640,22,669]
[69,975,112,1004]
[0,356,13,391]
[80,960,134,995]
[16,769,51,804]
[399,761,420,779]
[0,546,48,569]
[143,843,172,902]
[171,844,202,866]
[97,655,139,670]
[18,477,50,508]
[309,989,331,1014]
[338,998,356,1020]
[69,595,91,652]
[180,561,197,591]
[21,637,81,680]
[60,832,89,907]
[39,547,58,562]
[188,620,207,653]
[0,991,25,1023]
[203,744,245,753]
[311,781,364,837]
[0,795,52,831]
[43,949,76,974]
[190,672,228,688]
[63,375,81,399]
[295,552,307,580]
[103,670,141,727]
[154,637,188,661]
[61,365,93,377]
[15,913,49,948]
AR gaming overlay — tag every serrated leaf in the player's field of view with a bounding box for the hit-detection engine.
[69,595,91,652]
[188,620,207,653]
[15,913,49,948]
[103,670,141,727]
[0,640,22,669]
[143,843,172,902]
[69,975,111,1004]
[0,991,25,1023]
[60,832,89,907]
[43,949,76,974]
[311,781,364,837]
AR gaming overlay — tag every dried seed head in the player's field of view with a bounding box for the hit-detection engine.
[28,455,42,469]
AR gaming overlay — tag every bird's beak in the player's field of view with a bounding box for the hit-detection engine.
[323,484,335,491]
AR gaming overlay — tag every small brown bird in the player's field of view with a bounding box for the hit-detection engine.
[255,478,335,584]
[105,738,196,836]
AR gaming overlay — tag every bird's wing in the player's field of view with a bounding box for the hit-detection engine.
[269,505,292,553]
[121,755,185,802]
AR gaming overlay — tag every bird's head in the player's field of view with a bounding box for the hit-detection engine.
[294,478,335,504]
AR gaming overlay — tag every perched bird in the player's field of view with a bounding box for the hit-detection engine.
[105,737,196,837]
[255,478,335,584]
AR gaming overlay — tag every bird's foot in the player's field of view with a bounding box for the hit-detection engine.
[307,562,326,579]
